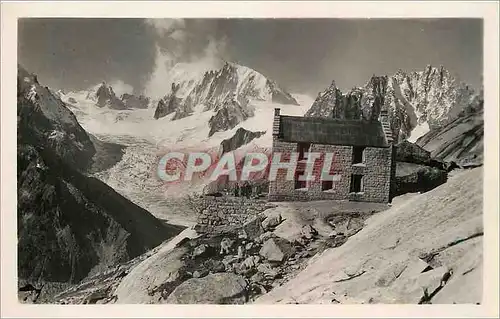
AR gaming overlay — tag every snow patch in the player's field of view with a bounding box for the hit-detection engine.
[408,122,430,143]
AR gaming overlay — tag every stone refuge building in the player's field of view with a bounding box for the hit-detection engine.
[268,108,396,203]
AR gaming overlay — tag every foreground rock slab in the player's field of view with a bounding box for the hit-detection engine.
[165,273,248,304]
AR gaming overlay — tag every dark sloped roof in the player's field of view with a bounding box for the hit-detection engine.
[279,115,389,147]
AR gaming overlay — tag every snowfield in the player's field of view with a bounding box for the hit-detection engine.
[63,91,313,150]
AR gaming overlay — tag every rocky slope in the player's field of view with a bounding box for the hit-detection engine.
[49,200,389,304]
[416,101,484,167]
[17,144,182,284]
[306,66,479,143]
[255,168,483,304]
[153,61,299,137]
[17,66,183,300]
[17,65,96,171]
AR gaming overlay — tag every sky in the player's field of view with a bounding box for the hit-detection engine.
[18,18,483,97]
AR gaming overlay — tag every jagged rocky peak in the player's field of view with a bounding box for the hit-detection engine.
[305,80,343,118]
[154,83,183,120]
[94,82,127,110]
[154,61,299,121]
[305,65,479,142]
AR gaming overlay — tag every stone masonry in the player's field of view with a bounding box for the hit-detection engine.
[192,196,269,234]
[268,108,395,203]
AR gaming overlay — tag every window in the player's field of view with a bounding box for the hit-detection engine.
[352,146,365,164]
[297,143,311,161]
[322,180,334,191]
[350,174,364,193]
[294,170,307,190]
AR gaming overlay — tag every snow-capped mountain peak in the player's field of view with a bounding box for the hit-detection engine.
[305,65,479,143]
[152,60,300,137]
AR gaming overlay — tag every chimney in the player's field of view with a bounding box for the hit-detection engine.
[272,108,281,137]
[379,109,393,144]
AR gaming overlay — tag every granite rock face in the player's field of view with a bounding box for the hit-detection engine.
[17,64,96,171]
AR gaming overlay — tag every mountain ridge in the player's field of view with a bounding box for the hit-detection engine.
[153,61,299,136]
[305,65,479,143]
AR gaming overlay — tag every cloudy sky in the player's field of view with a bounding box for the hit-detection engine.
[18,18,483,97]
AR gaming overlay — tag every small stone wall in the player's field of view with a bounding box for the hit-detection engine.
[192,196,270,234]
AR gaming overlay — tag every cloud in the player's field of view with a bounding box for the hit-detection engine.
[143,19,228,99]
[108,80,134,97]
[145,19,186,37]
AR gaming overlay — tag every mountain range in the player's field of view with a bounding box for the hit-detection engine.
[153,61,299,137]
[304,65,483,165]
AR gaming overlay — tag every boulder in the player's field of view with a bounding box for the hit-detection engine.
[242,215,265,240]
[165,273,248,304]
[256,231,276,244]
[237,256,261,275]
[240,256,261,271]
[220,238,234,255]
[250,272,265,283]
[257,263,279,279]
[115,247,189,304]
[203,259,226,273]
[192,269,209,278]
[259,238,294,262]
[394,165,448,197]
[262,213,283,230]
[301,225,318,240]
[192,244,209,258]
[237,246,245,259]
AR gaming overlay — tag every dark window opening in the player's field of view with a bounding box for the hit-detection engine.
[297,143,311,161]
[294,170,307,189]
[350,174,363,193]
[352,146,365,164]
[322,180,334,191]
